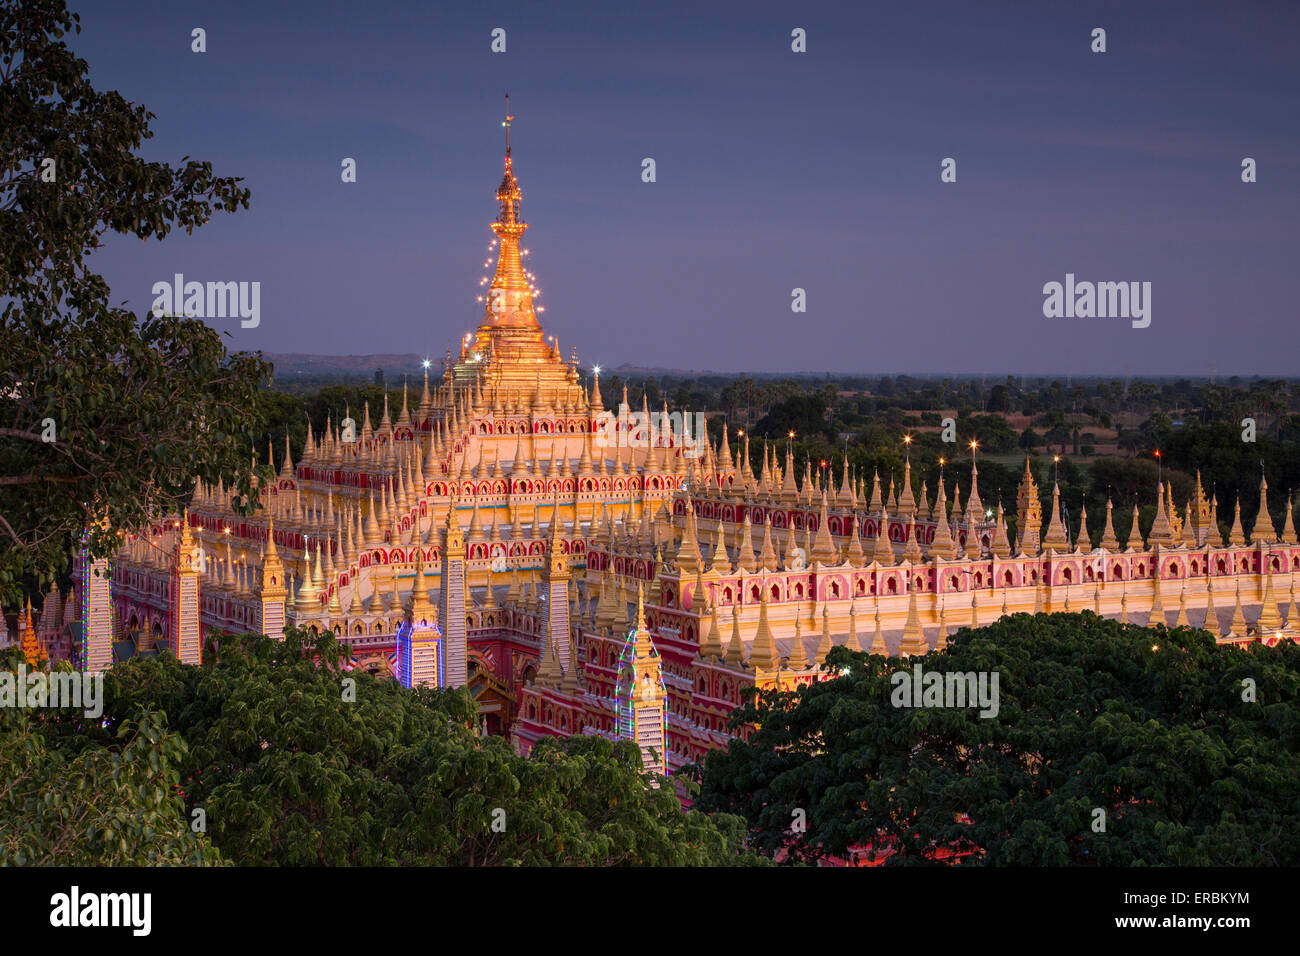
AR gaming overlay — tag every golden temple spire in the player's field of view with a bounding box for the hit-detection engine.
[1257,565,1283,633]
[478,99,540,337]
[19,598,45,667]
[899,584,927,657]
[1227,496,1246,546]
[708,522,731,575]
[718,427,734,473]
[846,512,866,565]
[1015,459,1042,554]
[787,615,809,670]
[929,479,957,560]
[735,513,757,572]
[1229,580,1247,637]
[965,454,984,526]
[898,456,916,518]
[698,595,724,661]
[814,605,834,666]
[634,582,650,642]
[869,606,888,656]
[758,514,778,571]
[724,607,747,667]
[260,513,280,560]
[1146,569,1165,627]
[1042,483,1069,552]
[837,453,854,508]
[1099,497,1119,550]
[1148,479,1175,547]
[749,589,779,671]
[1252,473,1275,545]
[777,445,795,501]
[991,503,1011,558]
[871,506,896,567]
[810,492,837,565]
[674,505,703,574]
[845,601,862,652]
[903,513,924,564]
[1203,576,1218,635]
[294,544,318,614]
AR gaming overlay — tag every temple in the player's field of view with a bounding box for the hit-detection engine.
[14,115,1300,778]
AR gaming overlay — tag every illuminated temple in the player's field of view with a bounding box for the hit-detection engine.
[29,126,1300,776]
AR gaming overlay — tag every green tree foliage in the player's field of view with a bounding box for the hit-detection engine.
[691,613,1300,865]
[70,629,760,866]
[754,393,830,442]
[987,384,1009,413]
[0,648,220,865]
[959,413,1017,453]
[1161,422,1300,533]
[0,0,269,605]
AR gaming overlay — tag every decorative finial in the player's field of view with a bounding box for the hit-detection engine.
[503,92,514,158]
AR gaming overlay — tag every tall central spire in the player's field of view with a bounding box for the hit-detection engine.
[481,94,540,333]
[455,99,572,390]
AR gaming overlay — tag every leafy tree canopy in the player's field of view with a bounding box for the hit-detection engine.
[691,613,1300,865]
[754,393,830,442]
[20,629,762,866]
[0,647,221,865]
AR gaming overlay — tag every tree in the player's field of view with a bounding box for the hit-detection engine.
[721,377,758,428]
[1043,423,1071,452]
[692,613,1300,865]
[66,629,762,866]
[1140,411,1174,451]
[960,413,1017,454]
[987,384,1009,413]
[755,393,829,441]
[1,0,269,605]
[0,646,221,865]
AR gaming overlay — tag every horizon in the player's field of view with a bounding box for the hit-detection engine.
[261,351,1296,384]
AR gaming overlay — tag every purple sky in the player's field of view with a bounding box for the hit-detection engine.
[71,0,1299,376]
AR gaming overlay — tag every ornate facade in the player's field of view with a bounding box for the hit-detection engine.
[29,128,1300,777]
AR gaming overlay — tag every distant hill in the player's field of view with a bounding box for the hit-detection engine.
[265,353,426,381]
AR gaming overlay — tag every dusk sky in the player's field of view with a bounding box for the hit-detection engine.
[73,0,1298,376]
